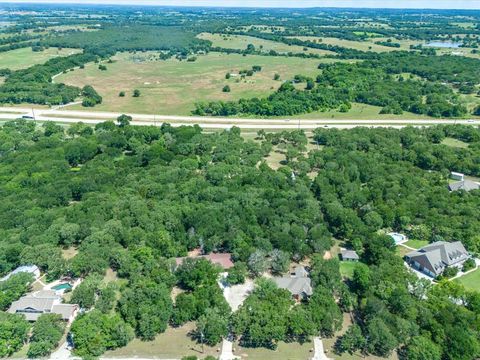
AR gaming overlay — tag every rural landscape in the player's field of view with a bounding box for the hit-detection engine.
[0,2,480,360]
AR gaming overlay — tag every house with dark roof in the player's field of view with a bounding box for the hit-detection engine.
[273,266,313,300]
[448,180,480,192]
[405,241,470,278]
[8,290,78,322]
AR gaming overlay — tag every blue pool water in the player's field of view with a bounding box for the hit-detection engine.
[52,283,72,291]
[388,232,406,245]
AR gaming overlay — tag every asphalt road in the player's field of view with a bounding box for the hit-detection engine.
[0,107,478,130]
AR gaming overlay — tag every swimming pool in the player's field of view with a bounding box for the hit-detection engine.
[388,232,407,245]
[52,283,73,291]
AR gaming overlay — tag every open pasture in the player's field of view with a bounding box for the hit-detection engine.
[289,36,408,52]
[56,51,329,115]
[0,47,81,70]
[198,32,335,56]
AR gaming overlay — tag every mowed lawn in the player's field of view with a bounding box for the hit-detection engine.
[0,47,81,70]
[57,52,329,115]
[404,239,429,249]
[339,261,359,279]
[455,268,480,292]
[105,322,220,359]
[198,32,336,56]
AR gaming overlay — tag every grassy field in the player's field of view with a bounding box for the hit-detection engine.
[339,261,359,279]
[105,322,220,359]
[455,268,480,292]
[0,47,81,70]
[198,32,335,56]
[441,137,469,148]
[56,52,329,115]
[288,103,429,120]
[236,341,313,360]
[396,246,412,257]
[288,36,411,52]
[404,239,429,249]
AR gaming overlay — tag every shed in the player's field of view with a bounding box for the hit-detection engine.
[340,249,360,262]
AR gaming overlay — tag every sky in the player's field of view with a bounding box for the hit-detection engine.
[1,0,480,9]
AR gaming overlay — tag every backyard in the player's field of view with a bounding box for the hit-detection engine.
[455,268,480,292]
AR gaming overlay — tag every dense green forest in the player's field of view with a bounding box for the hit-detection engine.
[44,26,212,58]
[0,119,479,358]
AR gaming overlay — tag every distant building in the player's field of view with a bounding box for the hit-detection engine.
[175,253,234,270]
[340,249,359,262]
[273,266,313,300]
[0,265,40,282]
[405,241,470,278]
[8,290,78,322]
[448,180,480,192]
[450,172,465,181]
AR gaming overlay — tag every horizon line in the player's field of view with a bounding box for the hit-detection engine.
[1,1,480,10]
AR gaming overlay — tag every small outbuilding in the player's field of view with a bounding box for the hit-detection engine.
[450,172,465,181]
[340,249,360,262]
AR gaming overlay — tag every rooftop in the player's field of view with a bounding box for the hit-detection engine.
[406,241,469,276]
[0,265,39,282]
[340,249,360,260]
[449,180,480,192]
[8,290,77,321]
[175,252,234,269]
[273,276,313,297]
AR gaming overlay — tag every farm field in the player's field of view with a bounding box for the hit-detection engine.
[455,268,480,292]
[0,47,81,70]
[57,51,331,115]
[288,36,413,52]
[441,137,470,148]
[288,103,430,120]
[198,32,336,56]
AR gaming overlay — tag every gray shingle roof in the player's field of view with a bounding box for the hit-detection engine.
[51,304,77,320]
[8,290,77,321]
[273,277,313,296]
[294,266,308,278]
[406,241,469,276]
[449,180,480,192]
[341,249,360,260]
